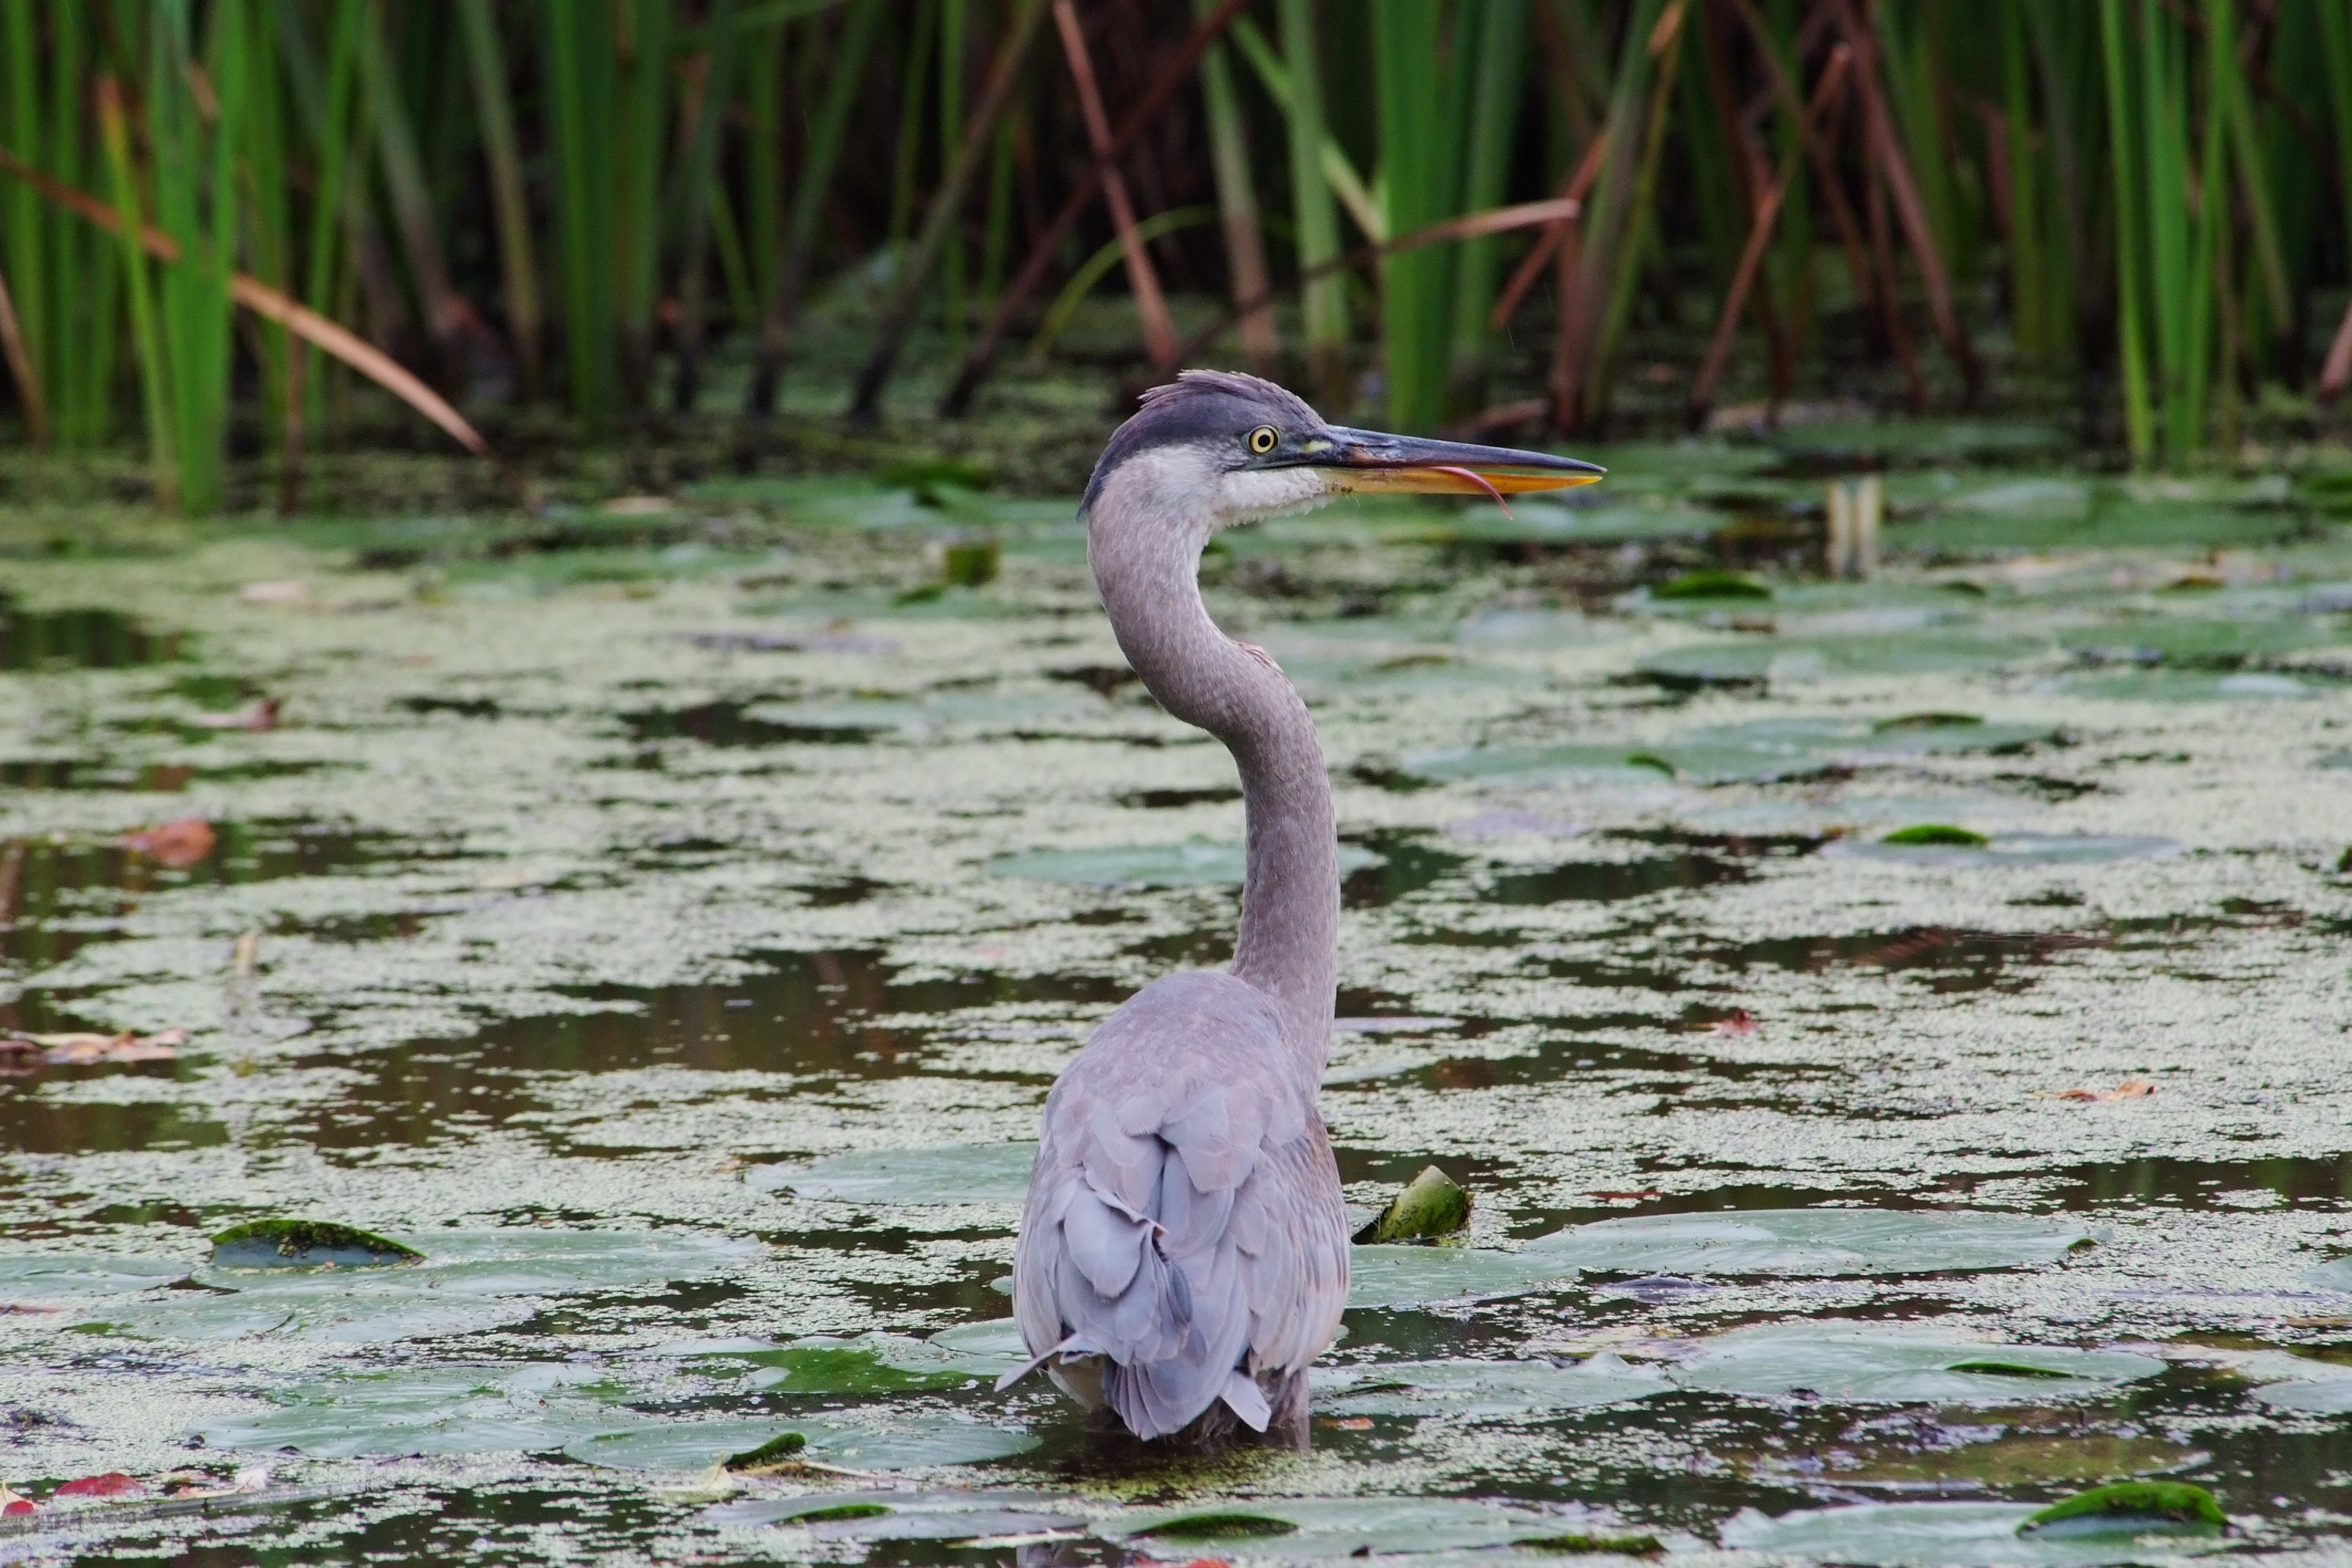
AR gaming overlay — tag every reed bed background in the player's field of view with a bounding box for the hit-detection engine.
[5,0,2352,510]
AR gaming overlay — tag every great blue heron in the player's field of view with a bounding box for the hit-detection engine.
[996,371,1603,1442]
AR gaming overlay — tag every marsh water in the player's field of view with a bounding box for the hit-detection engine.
[0,424,2349,1565]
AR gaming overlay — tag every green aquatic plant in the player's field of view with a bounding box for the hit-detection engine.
[1514,1532,1663,1556]
[1353,1164,1472,1243]
[719,1430,807,1472]
[1651,571,1770,600]
[1136,1512,1300,1540]
[208,1219,422,1268]
[1881,824,1990,847]
[2020,1479,2225,1531]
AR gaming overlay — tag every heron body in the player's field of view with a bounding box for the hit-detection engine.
[1000,372,1601,1441]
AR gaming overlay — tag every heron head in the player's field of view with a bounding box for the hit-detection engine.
[1082,369,1604,532]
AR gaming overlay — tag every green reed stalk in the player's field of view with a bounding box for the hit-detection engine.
[2316,0,2352,278]
[1372,0,1451,430]
[747,17,784,312]
[459,0,543,401]
[671,0,737,411]
[2098,0,2153,464]
[98,77,173,507]
[2133,0,2196,457]
[748,0,882,414]
[1196,0,1276,371]
[938,0,966,357]
[979,114,1016,306]
[545,0,617,423]
[616,0,670,405]
[2000,0,2048,361]
[1278,0,1346,401]
[51,1,114,444]
[2,0,46,444]
[246,5,294,467]
[1581,0,1684,423]
[1449,0,1525,395]
[887,0,938,251]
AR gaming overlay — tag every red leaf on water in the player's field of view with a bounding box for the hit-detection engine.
[121,817,215,868]
[1707,1010,1757,1036]
[54,1473,134,1497]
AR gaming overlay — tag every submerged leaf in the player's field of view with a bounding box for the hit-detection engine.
[1318,1350,1668,1419]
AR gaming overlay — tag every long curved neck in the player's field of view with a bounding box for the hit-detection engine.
[1087,465,1338,1070]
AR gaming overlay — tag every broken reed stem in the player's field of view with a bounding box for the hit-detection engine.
[1688,46,1850,425]
[0,254,49,445]
[936,0,1250,418]
[1051,0,1178,373]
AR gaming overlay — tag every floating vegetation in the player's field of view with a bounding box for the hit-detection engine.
[1134,1512,1300,1540]
[1346,1244,1573,1309]
[1514,1532,1664,1556]
[1319,1352,1667,1419]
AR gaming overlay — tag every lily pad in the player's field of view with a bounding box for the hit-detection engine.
[1405,744,1690,786]
[1347,1243,1574,1308]
[1721,1501,2225,1566]
[748,1143,1037,1205]
[196,1364,641,1458]
[1829,833,2186,867]
[708,1490,1082,1541]
[987,838,1379,887]
[0,1252,188,1303]
[1668,1323,2164,1403]
[90,1229,756,1345]
[564,1411,1037,1472]
[1114,1496,1555,1557]
[697,1331,1014,1392]
[208,1219,423,1269]
[1318,1350,1668,1419]
[1521,1209,2095,1277]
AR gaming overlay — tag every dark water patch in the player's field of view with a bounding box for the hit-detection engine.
[1615,827,1826,859]
[803,877,884,906]
[306,951,1123,1151]
[621,700,877,747]
[0,1095,226,1157]
[400,695,502,719]
[2025,1154,2352,1212]
[1408,1037,1842,1102]
[1121,785,1238,808]
[0,757,342,793]
[1489,852,1750,905]
[0,824,430,973]
[1342,831,1467,908]
[1704,926,2105,993]
[0,598,179,670]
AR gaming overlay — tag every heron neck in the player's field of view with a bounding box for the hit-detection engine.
[1088,488,1338,1070]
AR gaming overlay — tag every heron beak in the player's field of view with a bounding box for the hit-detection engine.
[1307,427,1605,501]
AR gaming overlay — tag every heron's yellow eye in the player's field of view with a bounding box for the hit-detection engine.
[1247,425,1279,456]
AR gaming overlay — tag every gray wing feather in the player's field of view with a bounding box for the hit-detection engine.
[1010,971,1347,1439]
